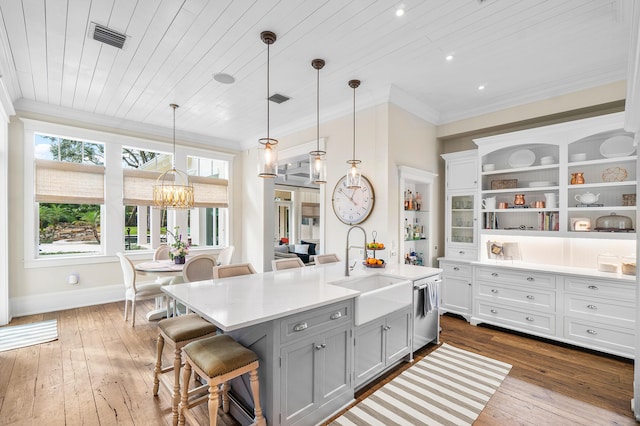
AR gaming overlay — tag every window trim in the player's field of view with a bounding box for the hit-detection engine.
[23,118,234,268]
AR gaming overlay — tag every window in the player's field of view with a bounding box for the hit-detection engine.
[34,134,104,256]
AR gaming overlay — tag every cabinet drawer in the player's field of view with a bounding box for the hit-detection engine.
[476,302,555,336]
[564,294,635,326]
[563,318,634,357]
[445,246,477,261]
[281,301,352,343]
[476,267,555,289]
[440,261,472,278]
[563,276,635,300]
[477,282,555,313]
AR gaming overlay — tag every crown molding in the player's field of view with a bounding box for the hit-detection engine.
[14,99,240,151]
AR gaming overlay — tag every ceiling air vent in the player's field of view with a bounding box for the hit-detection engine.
[91,23,127,49]
[269,94,290,104]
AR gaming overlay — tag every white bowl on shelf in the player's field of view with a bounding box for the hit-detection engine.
[569,152,587,162]
[482,163,495,172]
[540,156,554,165]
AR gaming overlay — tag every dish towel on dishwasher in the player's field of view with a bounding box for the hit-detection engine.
[421,281,438,316]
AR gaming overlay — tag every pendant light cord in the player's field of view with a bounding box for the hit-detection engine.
[266,43,270,141]
[316,66,320,150]
[352,85,356,161]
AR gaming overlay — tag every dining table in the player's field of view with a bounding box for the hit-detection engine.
[134,259,184,320]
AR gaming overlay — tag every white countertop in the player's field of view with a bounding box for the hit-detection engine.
[162,262,442,331]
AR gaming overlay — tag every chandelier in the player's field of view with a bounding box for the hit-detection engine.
[153,104,194,209]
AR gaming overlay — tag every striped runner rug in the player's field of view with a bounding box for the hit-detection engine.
[0,319,58,352]
[330,343,512,426]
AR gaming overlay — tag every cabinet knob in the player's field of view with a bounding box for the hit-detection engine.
[526,277,534,282]
[459,251,465,255]
[586,329,598,335]
[491,289,499,294]
[490,309,498,314]
[453,266,460,271]
[491,272,498,277]
[588,285,598,290]
[330,311,342,320]
[526,295,535,300]
[587,304,598,310]
[383,325,391,331]
[293,322,308,332]
[525,316,534,322]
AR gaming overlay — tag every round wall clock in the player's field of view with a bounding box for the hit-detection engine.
[331,175,375,225]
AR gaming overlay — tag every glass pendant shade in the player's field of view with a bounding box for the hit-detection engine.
[153,104,194,209]
[346,160,362,189]
[258,31,278,178]
[309,150,327,184]
[258,137,278,177]
[346,79,362,189]
[309,58,327,184]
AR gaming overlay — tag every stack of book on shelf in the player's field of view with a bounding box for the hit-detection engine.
[484,212,498,230]
[538,212,559,231]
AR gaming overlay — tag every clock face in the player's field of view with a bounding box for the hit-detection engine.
[331,175,375,225]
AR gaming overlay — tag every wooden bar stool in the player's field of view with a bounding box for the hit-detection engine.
[153,313,218,426]
[178,334,266,426]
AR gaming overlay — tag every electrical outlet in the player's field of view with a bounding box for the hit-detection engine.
[434,245,438,251]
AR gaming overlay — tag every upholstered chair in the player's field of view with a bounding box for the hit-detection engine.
[117,252,167,327]
[272,257,305,271]
[212,263,256,279]
[315,253,340,264]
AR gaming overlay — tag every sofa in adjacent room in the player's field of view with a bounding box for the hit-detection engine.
[273,240,319,265]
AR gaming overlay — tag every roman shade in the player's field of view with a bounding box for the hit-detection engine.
[35,159,105,204]
[123,169,228,207]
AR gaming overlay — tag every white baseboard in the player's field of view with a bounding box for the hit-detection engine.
[10,284,124,317]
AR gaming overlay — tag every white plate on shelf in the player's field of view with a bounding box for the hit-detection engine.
[529,181,556,187]
[600,135,636,158]
[508,149,535,168]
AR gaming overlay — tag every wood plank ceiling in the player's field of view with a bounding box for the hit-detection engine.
[0,0,631,150]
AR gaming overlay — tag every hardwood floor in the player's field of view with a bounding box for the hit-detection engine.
[0,304,635,425]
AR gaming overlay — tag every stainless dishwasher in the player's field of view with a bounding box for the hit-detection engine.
[413,274,442,351]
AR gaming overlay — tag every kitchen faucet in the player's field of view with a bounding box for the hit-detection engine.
[345,225,367,276]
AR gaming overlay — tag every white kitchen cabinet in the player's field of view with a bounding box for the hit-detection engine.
[438,259,472,320]
[474,112,636,240]
[442,150,478,191]
[354,306,411,388]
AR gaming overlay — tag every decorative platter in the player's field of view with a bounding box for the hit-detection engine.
[600,135,636,158]
[508,149,536,168]
[529,181,556,187]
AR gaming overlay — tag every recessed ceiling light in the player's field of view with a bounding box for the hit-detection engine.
[445,55,454,61]
[213,73,235,84]
[478,85,486,90]
[396,8,405,16]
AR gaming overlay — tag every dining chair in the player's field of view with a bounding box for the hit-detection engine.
[272,257,305,271]
[117,252,168,327]
[154,244,171,261]
[182,254,216,282]
[216,245,235,266]
[315,253,340,264]
[213,262,256,279]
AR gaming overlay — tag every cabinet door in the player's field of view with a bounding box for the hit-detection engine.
[385,309,411,365]
[447,157,478,190]
[280,335,317,425]
[441,275,471,316]
[317,324,351,403]
[446,193,477,253]
[354,319,385,387]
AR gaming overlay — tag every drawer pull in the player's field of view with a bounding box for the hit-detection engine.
[293,322,308,332]
[588,285,598,290]
[525,316,534,322]
[491,272,499,277]
[526,295,535,300]
[330,312,342,320]
[315,343,326,350]
[459,251,465,255]
[490,309,498,314]
[526,277,534,282]
[491,289,499,294]
[453,266,460,271]
[586,329,598,335]
[587,304,598,310]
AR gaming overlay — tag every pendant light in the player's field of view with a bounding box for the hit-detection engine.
[309,58,326,184]
[153,104,194,209]
[258,30,278,178]
[346,79,362,189]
